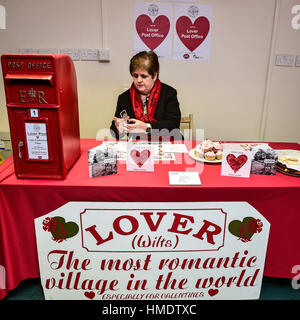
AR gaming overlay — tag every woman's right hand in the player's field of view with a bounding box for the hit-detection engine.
[113,116,128,134]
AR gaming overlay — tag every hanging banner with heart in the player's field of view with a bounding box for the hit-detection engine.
[173,4,212,60]
[134,2,172,59]
[221,149,253,178]
[34,201,270,300]
[127,143,154,172]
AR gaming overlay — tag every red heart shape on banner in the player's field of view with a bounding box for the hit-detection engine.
[130,149,151,168]
[176,16,210,52]
[136,14,170,50]
[208,289,219,297]
[226,154,248,173]
[84,291,95,300]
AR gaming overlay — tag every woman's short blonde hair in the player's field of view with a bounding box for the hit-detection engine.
[129,51,159,78]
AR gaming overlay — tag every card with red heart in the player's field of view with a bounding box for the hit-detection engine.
[221,149,252,178]
[127,143,154,172]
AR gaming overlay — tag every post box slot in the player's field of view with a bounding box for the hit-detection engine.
[5,73,54,86]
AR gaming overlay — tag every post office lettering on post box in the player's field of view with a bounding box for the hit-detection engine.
[7,61,24,69]
[7,61,51,70]
[27,61,51,69]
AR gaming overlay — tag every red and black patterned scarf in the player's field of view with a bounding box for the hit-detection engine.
[130,79,161,123]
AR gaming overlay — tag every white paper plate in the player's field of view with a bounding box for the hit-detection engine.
[189,148,222,164]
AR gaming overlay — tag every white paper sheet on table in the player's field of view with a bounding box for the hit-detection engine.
[169,171,201,185]
[161,143,188,153]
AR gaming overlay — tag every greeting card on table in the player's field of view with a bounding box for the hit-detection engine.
[221,149,252,178]
[127,143,154,172]
[88,144,117,178]
[250,147,278,175]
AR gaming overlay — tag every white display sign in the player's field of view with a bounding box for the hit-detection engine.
[35,202,270,300]
[173,4,212,60]
[25,122,49,160]
[134,2,172,59]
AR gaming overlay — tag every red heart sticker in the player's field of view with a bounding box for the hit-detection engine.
[130,149,151,168]
[208,288,219,297]
[136,14,170,50]
[176,16,210,52]
[84,291,95,300]
[226,154,248,173]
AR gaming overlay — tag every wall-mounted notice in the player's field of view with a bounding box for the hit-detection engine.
[134,2,172,59]
[173,4,212,60]
[35,201,270,300]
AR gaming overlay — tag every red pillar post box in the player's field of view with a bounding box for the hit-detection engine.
[1,53,81,179]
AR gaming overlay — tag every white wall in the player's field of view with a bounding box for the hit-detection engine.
[0,0,299,143]
[264,0,300,143]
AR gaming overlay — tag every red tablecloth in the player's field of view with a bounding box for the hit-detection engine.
[1,139,300,299]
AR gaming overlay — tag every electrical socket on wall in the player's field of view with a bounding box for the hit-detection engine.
[38,48,59,54]
[19,48,39,53]
[275,54,295,67]
[80,49,100,61]
[60,48,81,61]
[99,48,110,62]
[18,48,109,62]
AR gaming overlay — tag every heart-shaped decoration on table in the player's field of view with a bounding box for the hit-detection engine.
[228,217,263,242]
[136,14,170,50]
[84,291,95,300]
[176,16,210,52]
[0,265,6,290]
[130,149,151,168]
[42,216,79,243]
[226,154,248,173]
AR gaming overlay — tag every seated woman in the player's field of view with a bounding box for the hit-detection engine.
[110,51,182,140]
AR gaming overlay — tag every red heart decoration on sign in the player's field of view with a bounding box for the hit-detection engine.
[130,149,151,168]
[136,14,170,50]
[84,291,95,300]
[226,154,248,173]
[208,289,219,297]
[176,16,210,52]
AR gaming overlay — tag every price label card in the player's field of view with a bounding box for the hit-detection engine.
[169,171,201,185]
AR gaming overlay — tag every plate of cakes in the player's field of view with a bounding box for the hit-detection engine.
[276,149,300,177]
[189,139,223,163]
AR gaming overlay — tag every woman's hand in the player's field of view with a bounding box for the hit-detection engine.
[113,116,129,134]
[126,119,147,133]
